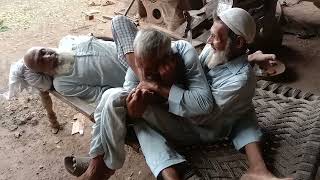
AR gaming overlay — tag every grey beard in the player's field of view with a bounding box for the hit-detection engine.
[55,51,75,75]
[207,38,231,69]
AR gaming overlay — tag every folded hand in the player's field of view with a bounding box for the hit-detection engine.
[126,88,153,118]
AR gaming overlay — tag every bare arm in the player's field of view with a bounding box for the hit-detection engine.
[125,53,141,80]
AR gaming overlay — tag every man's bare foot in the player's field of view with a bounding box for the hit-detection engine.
[161,166,181,180]
[241,168,293,180]
[78,155,115,180]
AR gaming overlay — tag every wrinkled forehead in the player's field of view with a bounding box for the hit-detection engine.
[23,47,47,69]
[26,47,56,60]
[25,47,43,60]
[212,21,229,37]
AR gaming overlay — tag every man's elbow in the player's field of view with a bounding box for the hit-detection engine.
[191,97,214,116]
[191,92,214,115]
[198,102,214,115]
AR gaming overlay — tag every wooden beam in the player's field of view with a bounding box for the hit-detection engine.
[124,0,136,16]
[49,90,95,122]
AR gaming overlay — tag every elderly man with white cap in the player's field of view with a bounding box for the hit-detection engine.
[70,10,291,180]
[197,7,292,180]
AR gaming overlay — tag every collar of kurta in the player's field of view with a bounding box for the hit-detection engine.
[213,54,248,75]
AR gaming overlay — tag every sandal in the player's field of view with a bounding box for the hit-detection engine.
[64,155,91,177]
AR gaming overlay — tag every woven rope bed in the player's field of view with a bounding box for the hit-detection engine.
[180,80,320,180]
[46,79,320,179]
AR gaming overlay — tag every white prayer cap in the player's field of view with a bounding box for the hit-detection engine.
[218,8,256,43]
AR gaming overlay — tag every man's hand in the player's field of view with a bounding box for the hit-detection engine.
[137,81,159,93]
[125,53,144,81]
[248,50,277,75]
[126,88,152,118]
[248,51,277,67]
[137,81,170,99]
[248,50,276,63]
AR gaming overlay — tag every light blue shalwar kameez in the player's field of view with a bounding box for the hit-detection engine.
[53,38,127,104]
[89,42,262,178]
[89,40,214,176]
[89,15,262,178]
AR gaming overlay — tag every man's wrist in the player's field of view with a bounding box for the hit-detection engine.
[157,84,170,99]
[247,54,254,62]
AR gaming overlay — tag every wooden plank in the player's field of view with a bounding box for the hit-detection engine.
[49,90,95,122]
[124,0,136,16]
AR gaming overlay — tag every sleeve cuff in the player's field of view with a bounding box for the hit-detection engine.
[232,127,263,151]
[168,85,184,114]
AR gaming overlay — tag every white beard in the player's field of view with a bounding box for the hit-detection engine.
[206,39,231,69]
[55,50,75,75]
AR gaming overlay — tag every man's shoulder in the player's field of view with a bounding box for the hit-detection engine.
[227,55,252,74]
[172,39,190,45]
[172,40,193,52]
[208,56,253,88]
[229,62,253,80]
[221,62,255,90]
[172,40,200,67]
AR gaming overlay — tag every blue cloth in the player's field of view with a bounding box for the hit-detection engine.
[111,15,137,69]
[53,37,127,104]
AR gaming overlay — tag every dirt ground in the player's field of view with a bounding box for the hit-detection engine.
[0,0,154,179]
[0,0,319,180]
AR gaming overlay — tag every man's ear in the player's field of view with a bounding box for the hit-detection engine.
[236,36,246,49]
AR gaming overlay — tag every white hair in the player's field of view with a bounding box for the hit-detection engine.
[55,49,75,75]
[133,28,172,60]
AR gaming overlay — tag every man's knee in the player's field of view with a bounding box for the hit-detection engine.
[104,88,128,108]
[112,15,130,23]
[111,15,131,31]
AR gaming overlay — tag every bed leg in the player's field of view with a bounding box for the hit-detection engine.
[39,91,60,132]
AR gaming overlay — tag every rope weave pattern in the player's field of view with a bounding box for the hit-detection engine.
[180,80,320,180]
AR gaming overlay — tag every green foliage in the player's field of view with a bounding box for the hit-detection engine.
[0,20,9,32]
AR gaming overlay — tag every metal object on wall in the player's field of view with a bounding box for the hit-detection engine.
[140,0,203,31]
[140,0,165,24]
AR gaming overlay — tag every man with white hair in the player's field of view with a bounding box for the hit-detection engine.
[71,12,291,180]
[75,15,215,180]
[3,36,127,130]
[5,36,127,104]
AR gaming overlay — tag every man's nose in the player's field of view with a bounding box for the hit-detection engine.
[145,73,160,81]
[144,75,153,81]
[207,36,212,44]
[43,54,52,59]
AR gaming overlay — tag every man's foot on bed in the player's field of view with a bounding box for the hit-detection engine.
[241,168,293,180]
[78,155,115,180]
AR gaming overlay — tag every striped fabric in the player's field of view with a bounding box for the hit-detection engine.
[111,15,138,69]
